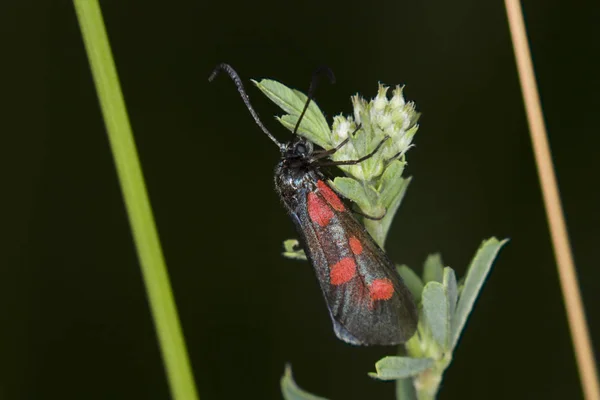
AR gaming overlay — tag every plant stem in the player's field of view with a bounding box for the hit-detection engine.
[73,2,199,399]
[504,1,599,399]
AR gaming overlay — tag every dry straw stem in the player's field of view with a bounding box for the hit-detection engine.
[504,1,600,399]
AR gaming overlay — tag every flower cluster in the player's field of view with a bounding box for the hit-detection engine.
[330,85,419,182]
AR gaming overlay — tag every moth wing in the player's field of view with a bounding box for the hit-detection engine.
[330,211,418,345]
[292,185,417,345]
[330,208,418,345]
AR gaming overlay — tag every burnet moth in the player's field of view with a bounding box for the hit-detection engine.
[209,64,418,345]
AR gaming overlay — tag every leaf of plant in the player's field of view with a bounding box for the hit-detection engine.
[374,176,412,248]
[423,253,444,283]
[253,79,303,118]
[355,133,386,179]
[378,160,406,208]
[443,267,458,350]
[336,175,392,248]
[281,365,329,400]
[332,177,370,211]
[443,267,458,321]
[369,356,434,380]
[253,79,331,146]
[282,239,307,261]
[451,237,508,350]
[279,115,329,149]
[422,282,450,349]
[396,265,424,302]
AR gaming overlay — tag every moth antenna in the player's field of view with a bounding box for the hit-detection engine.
[292,65,336,137]
[209,63,284,150]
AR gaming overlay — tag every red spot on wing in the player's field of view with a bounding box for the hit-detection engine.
[369,278,394,301]
[349,236,363,255]
[307,192,334,227]
[330,257,357,285]
[317,180,345,211]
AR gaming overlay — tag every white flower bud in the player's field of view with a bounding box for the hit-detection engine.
[373,85,389,111]
[390,86,406,108]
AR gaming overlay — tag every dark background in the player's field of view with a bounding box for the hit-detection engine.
[2,1,599,399]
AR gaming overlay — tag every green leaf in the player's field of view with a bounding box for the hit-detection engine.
[281,365,329,400]
[396,265,424,302]
[350,133,386,179]
[253,79,331,147]
[282,239,307,261]
[457,279,465,298]
[443,268,458,351]
[378,160,406,207]
[421,282,450,349]
[451,237,508,350]
[332,177,370,211]
[443,267,458,321]
[423,253,444,283]
[369,356,434,380]
[370,176,411,248]
[279,115,329,149]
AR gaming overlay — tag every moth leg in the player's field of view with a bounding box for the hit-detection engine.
[384,146,414,166]
[312,124,363,160]
[320,178,387,220]
[312,137,349,159]
[352,207,386,220]
[318,135,390,167]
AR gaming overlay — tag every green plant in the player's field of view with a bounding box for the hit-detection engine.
[73,2,199,399]
[254,78,507,400]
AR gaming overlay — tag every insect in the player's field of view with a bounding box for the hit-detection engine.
[209,63,418,345]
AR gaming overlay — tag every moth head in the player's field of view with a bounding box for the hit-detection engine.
[286,136,313,159]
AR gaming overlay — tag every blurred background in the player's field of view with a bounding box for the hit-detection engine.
[2,1,599,399]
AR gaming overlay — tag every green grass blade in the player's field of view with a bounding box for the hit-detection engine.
[73,2,199,399]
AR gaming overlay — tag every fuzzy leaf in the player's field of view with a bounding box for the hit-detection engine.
[369,356,434,380]
[422,282,450,349]
[362,183,381,209]
[281,365,328,400]
[457,279,465,298]
[279,115,329,149]
[443,267,458,327]
[253,79,331,147]
[396,265,424,302]
[378,160,406,207]
[451,238,508,350]
[332,177,370,211]
[423,253,444,283]
[367,176,411,248]
[282,239,307,261]
[335,110,376,180]
[355,134,386,179]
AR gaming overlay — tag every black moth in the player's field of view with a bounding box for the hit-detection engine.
[209,64,417,345]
